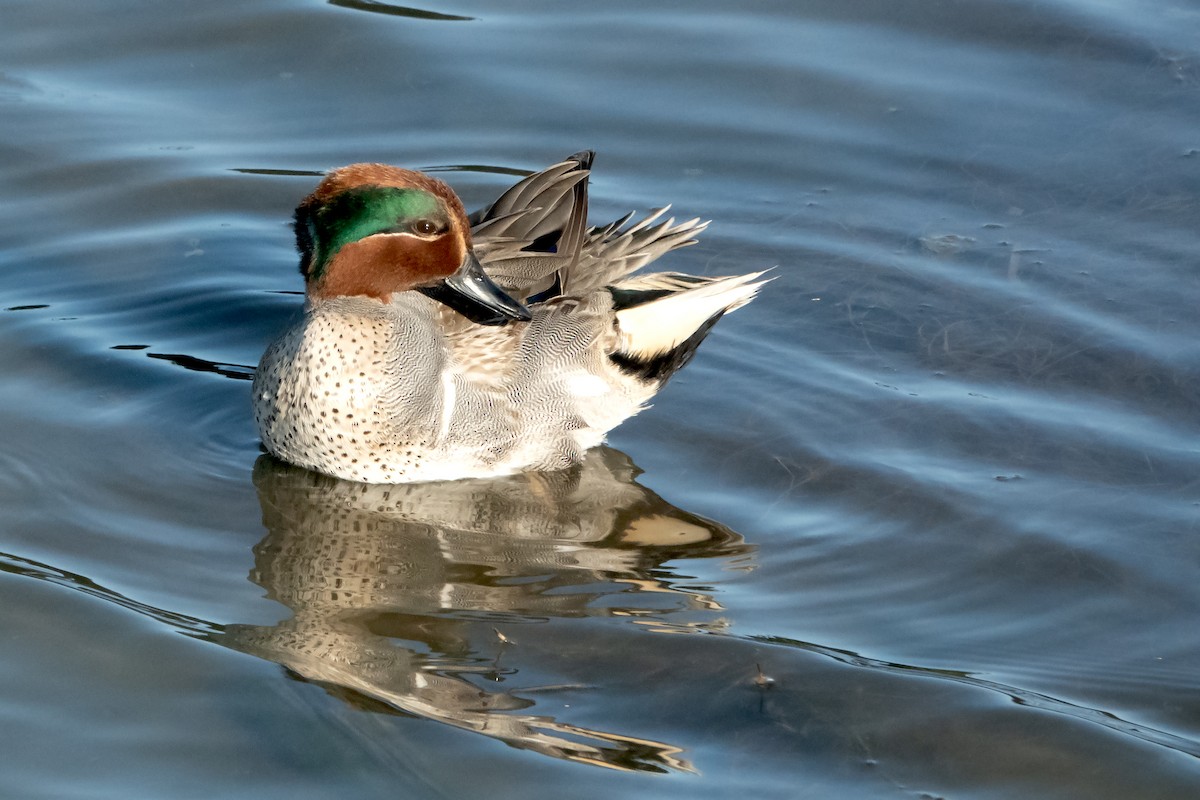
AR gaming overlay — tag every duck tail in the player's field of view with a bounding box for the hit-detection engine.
[609,270,771,384]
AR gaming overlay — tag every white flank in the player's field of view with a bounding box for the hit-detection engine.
[565,371,611,398]
[614,270,772,359]
[437,370,457,442]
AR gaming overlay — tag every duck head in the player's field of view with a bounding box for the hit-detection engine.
[293,163,531,325]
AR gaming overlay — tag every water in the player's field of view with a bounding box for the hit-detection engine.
[2,1,1198,797]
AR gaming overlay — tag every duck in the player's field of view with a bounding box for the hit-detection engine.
[253,151,768,484]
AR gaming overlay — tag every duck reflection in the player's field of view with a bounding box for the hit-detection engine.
[214,447,751,773]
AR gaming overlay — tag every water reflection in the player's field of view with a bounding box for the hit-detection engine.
[210,448,750,772]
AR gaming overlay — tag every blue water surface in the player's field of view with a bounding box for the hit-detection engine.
[1,1,1198,798]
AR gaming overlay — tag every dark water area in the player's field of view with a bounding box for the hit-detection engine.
[2,1,1199,797]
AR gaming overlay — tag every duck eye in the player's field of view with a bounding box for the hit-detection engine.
[412,219,439,236]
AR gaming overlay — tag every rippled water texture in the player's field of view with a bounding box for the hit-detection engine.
[2,1,1199,798]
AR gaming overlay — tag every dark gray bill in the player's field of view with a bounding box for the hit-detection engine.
[419,251,531,325]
